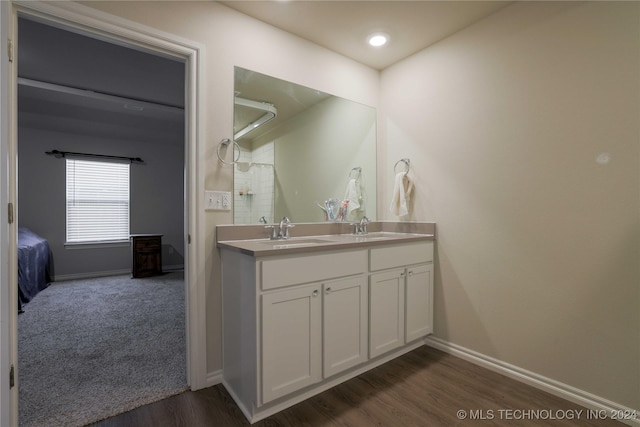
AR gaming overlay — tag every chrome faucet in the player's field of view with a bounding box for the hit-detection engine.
[262,216,278,239]
[352,216,369,235]
[264,216,296,240]
[265,223,278,240]
[278,216,295,239]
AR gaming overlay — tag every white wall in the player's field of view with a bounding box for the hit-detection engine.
[380,1,639,409]
[81,0,379,373]
[18,127,185,278]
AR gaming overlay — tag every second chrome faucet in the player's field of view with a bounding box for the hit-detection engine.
[352,216,369,235]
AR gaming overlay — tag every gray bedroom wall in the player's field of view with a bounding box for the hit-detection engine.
[17,127,185,280]
[16,16,185,280]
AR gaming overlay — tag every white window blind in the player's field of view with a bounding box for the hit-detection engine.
[66,159,130,243]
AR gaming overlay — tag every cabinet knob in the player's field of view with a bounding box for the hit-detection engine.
[312,290,319,297]
[400,272,406,277]
[408,271,414,277]
[325,287,332,293]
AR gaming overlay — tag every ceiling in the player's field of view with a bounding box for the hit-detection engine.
[219,1,511,70]
[17,2,511,144]
[17,17,185,145]
[234,67,331,141]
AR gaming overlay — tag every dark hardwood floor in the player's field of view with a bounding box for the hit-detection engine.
[90,346,623,427]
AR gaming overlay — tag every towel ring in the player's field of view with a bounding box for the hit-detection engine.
[216,138,241,166]
[394,158,410,176]
[349,167,362,180]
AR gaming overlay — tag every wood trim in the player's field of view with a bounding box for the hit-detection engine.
[425,336,640,427]
[0,3,18,426]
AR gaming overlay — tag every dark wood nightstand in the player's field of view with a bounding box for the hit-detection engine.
[130,234,163,278]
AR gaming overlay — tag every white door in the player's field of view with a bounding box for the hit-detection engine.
[369,269,405,358]
[323,275,368,378]
[405,263,433,342]
[261,284,322,403]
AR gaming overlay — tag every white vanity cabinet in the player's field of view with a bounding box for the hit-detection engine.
[405,263,433,342]
[369,242,434,358]
[262,283,322,403]
[222,248,368,419]
[261,274,368,403]
[322,276,368,378]
[220,238,433,423]
[369,269,405,358]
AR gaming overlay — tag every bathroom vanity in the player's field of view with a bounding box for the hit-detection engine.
[218,224,435,423]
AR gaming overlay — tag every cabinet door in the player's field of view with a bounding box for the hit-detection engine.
[323,276,368,378]
[369,269,405,358]
[405,264,433,342]
[261,284,321,403]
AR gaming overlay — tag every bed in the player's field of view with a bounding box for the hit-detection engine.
[18,227,51,313]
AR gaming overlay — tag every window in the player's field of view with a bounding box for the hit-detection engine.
[66,159,130,243]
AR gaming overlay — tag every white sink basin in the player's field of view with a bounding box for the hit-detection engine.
[260,238,332,249]
[343,232,430,241]
[347,232,398,240]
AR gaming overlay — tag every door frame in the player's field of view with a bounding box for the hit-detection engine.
[1,1,207,424]
[0,1,16,426]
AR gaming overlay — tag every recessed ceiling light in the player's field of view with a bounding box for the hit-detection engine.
[368,32,389,47]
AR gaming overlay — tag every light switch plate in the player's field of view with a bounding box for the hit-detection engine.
[205,190,231,211]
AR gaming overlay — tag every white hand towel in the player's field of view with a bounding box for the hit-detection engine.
[390,172,414,216]
[344,178,362,221]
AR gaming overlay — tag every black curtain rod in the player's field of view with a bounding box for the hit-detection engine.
[45,150,144,164]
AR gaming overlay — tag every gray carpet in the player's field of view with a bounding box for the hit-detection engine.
[18,272,188,427]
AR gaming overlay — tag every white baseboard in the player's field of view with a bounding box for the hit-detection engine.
[425,336,639,427]
[206,369,223,388]
[164,264,185,272]
[54,269,131,282]
[221,379,254,422]
[54,265,185,282]
[222,340,424,424]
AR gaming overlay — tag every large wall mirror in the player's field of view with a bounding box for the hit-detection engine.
[233,67,377,224]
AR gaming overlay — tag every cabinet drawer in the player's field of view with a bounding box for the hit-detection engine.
[261,250,367,290]
[370,241,433,271]
[134,239,161,250]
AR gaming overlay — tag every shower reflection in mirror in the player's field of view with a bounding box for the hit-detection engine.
[232,66,377,224]
[233,142,275,225]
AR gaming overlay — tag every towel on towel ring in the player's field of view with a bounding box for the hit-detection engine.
[389,172,414,216]
[344,178,363,221]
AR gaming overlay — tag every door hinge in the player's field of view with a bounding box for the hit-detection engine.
[7,38,13,63]
[8,202,13,224]
[9,364,14,388]
[188,234,191,244]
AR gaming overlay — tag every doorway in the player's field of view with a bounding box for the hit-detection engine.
[3,2,206,425]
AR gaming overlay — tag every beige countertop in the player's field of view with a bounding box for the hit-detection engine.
[217,231,435,257]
